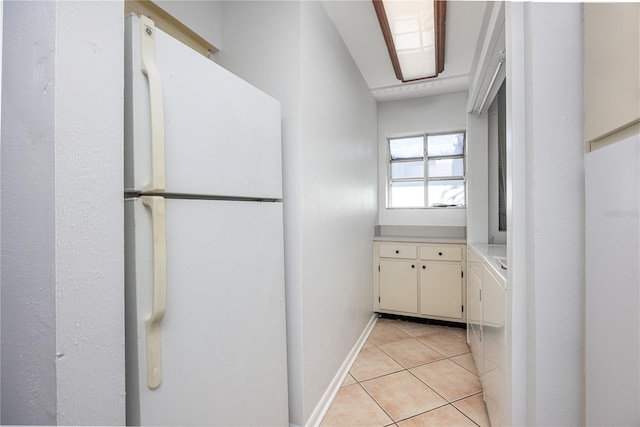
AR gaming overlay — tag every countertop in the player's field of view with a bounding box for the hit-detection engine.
[468,243,507,283]
[373,235,467,244]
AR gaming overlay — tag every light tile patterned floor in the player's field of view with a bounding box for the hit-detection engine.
[320,318,490,427]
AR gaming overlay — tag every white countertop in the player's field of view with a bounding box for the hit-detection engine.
[374,235,467,244]
[468,243,507,283]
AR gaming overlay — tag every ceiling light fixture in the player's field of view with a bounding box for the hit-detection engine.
[373,0,446,83]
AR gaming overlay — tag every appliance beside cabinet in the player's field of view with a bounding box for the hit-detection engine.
[124,15,288,426]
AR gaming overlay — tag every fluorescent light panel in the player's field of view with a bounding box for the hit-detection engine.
[373,0,446,82]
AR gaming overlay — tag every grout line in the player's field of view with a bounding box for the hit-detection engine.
[450,403,483,427]
[342,322,486,425]
[449,391,484,405]
[405,365,452,404]
[375,339,447,369]
[449,353,480,376]
[451,392,485,427]
[392,403,480,426]
[356,381,397,424]
[355,352,450,423]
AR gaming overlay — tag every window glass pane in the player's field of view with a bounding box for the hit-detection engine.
[427,180,465,207]
[389,137,424,160]
[391,161,424,179]
[427,133,464,156]
[390,181,424,208]
[428,158,464,178]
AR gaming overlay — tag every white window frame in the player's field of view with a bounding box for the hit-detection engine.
[387,131,466,209]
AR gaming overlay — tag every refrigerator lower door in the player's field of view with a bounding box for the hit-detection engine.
[125,198,288,426]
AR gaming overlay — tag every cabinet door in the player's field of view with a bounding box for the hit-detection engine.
[419,262,462,319]
[467,262,483,378]
[379,259,418,313]
[483,268,505,427]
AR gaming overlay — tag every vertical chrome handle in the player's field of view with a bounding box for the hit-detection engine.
[141,196,167,389]
[140,16,166,193]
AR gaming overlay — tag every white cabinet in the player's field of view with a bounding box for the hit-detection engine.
[379,244,417,259]
[379,259,418,313]
[374,241,466,323]
[419,262,463,319]
[467,248,483,379]
[419,245,462,262]
[467,244,506,427]
[482,266,506,427]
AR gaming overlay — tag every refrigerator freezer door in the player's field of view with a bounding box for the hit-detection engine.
[124,15,282,199]
[125,198,288,426]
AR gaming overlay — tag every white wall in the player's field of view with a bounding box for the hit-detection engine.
[2,3,58,422]
[1,1,125,424]
[216,2,378,425]
[54,2,125,423]
[153,0,222,49]
[377,92,468,226]
[0,1,4,420]
[505,3,585,425]
[299,2,377,424]
[465,1,504,245]
[466,112,488,243]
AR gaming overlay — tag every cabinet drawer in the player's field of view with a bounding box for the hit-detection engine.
[420,246,462,261]
[379,244,417,259]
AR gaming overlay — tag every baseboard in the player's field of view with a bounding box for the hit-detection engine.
[304,313,378,427]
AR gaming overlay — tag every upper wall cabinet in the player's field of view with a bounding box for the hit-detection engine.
[585,3,640,145]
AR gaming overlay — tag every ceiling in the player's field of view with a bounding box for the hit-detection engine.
[322,1,488,102]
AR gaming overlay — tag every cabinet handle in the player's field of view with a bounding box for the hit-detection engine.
[422,265,426,269]
[395,250,399,254]
[411,265,415,268]
[438,252,443,256]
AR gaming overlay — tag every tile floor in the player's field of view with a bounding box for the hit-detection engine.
[320,317,490,427]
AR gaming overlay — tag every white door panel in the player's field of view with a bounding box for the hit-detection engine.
[124,15,282,199]
[419,262,462,319]
[125,198,288,426]
[585,135,639,425]
[379,259,418,313]
[483,268,505,427]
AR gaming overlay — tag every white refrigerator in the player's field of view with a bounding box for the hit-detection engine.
[124,15,289,426]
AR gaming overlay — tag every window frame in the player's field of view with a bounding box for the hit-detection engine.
[387,131,466,209]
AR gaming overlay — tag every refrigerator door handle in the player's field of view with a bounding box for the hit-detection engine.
[140,16,166,193]
[141,196,167,389]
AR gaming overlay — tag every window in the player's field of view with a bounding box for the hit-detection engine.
[387,132,465,208]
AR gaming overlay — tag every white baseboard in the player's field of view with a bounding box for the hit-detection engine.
[304,313,378,427]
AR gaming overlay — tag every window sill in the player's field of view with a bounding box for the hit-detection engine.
[386,206,466,210]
